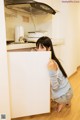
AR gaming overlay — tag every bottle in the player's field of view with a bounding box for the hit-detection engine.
[15,25,24,43]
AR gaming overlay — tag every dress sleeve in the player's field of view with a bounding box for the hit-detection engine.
[49,70,59,91]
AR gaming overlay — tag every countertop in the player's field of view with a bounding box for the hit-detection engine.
[7,43,36,51]
[7,40,64,51]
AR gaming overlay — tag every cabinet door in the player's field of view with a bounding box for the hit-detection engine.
[8,51,50,118]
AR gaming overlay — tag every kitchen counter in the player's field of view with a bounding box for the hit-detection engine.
[7,43,36,51]
[7,40,64,51]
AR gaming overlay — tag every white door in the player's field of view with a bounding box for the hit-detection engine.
[8,51,50,118]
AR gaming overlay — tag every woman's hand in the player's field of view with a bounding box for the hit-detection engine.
[48,59,58,71]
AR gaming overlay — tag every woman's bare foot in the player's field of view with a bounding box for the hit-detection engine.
[57,104,65,112]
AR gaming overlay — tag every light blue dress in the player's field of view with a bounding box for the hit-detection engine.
[49,67,73,103]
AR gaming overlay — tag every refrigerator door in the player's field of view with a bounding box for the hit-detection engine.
[8,51,51,118]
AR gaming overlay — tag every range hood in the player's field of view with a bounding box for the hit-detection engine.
[5,0,56,15]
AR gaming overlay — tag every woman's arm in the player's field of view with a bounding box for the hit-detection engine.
[49,70,59,91]
[48,59,59,91]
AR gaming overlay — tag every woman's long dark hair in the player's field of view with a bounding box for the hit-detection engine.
[36,36,67,78]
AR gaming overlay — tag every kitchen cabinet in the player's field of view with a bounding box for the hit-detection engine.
[7,51,50,118]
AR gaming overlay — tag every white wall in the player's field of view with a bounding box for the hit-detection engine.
[60,3,79,76]
[52,1,80,76]
[32,14,53,37]
[78,4,80,66]
[5,9,35,41]
[0,1,11,120]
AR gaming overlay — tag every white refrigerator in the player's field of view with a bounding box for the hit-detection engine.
[8,51,51,118]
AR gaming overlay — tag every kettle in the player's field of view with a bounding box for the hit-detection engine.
[15,25,24,43]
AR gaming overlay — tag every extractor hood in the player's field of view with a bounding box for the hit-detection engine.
[5,0,56,15]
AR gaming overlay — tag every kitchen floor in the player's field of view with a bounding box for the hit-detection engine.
[12,68,80,120]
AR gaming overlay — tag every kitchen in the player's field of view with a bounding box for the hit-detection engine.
[0,0,80,120]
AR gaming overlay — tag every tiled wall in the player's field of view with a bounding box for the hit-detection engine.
[5,8,53,41]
